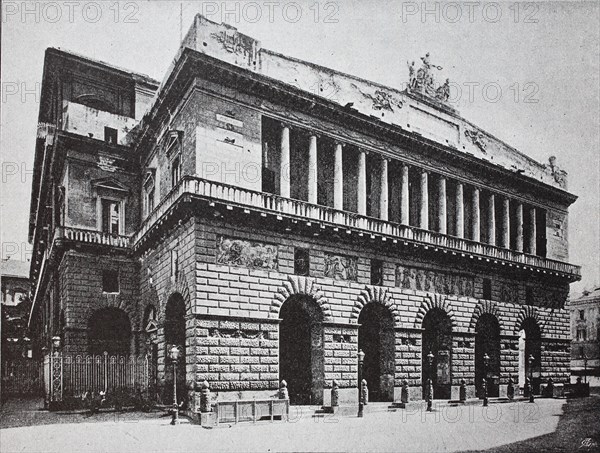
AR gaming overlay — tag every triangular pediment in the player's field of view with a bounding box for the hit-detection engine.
[91,177,129,193]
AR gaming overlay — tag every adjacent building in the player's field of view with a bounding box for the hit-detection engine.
[1,259,31,359]
[568,287,600,378]
[28,16,581,410]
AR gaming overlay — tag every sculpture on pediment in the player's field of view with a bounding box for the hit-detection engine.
[436,79,451,102]
[545,156,567,188]
[407,53,447,101]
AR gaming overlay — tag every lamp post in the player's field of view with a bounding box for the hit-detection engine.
[583,353,588,384]
[426,351,434,412]
[357,349,365,418]
[169,345,180,425]
[528,354,534,403]
[482,353,489,407]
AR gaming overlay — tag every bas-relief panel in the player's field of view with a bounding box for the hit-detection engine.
[500,282,520,304]
[395,264,474,297]
[323,253,358,281]
[216,236,278,270]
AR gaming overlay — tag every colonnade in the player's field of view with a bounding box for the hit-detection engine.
[277,125,541,255]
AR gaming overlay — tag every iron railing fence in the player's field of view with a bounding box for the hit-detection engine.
[1,359,44,395]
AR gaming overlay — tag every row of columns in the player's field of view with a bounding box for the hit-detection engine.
[278,126,537,254]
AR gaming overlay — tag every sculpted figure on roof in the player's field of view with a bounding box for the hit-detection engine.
[408,53,449,102]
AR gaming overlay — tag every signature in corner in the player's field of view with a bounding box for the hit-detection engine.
[580,438,598,449]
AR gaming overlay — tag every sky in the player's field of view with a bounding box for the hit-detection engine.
[1,0,598,295]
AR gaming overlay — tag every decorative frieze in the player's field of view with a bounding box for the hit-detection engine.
[216,236,278,270]
[208,328,266,340]
[395,265,474,297]
[323,253,358,281]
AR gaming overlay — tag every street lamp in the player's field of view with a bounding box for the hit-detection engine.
[357,349,365,418]
[426,351,434,412]
[51,336,61,350]
[583,353,588,384]
[528,355,534,403]
[482,353,490,407]
[169,345,180,425]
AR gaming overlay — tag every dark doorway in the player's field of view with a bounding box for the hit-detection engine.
[422,309,452,399]
[358,303,395,402]
[520,318,542,394]
[88,308,131,355]
[279,295,324,405]
[164,294,187,406]
[475,314,501,398]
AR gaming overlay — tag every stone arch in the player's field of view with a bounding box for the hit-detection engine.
[515,306,544,335]
[101,293,137,329]
[271,275,333,321]
[415,293,457,329]
[469,300,500,332]
[351,286,401,325]
[162,274,192,320]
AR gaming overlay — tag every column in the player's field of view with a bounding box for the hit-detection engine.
[308,135,318,204]
[528,207,537,255]
[472,187,481,242]
[334,142,344,210]
[487,194,496,246]
[502,197,510,248]
[515,202,524,252]
[400,164,409,225]
[280,125,290,198]
[379,158,389,221]
[420,170,429,230]
[438,176,447,234]
[357,150,367,215]
[455,182,464,238]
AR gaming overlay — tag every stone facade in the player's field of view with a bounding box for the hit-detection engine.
[28,16,580,411]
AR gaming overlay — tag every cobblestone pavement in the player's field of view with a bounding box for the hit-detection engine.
[0,398,592,453]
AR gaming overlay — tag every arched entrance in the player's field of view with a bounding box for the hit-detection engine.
[279,295,324,405]
[88,308,131,355]
[164,294,187,406]
[475,314,501,398]
[358,303,395,402]
[422,309,452,399]
[519,318,541,394]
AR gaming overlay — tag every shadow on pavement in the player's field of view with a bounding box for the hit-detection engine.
[463,395,600,453]
[0,397,170,429]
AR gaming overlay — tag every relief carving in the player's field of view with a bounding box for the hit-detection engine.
[464,129,488,153]
[324,253,358,281]
[500,282,519,304]
[216,236,278,270]
[395,265,474,297]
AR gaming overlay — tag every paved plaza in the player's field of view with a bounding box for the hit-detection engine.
[1,396,599,452]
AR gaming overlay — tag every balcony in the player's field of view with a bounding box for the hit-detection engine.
[57,226,130,248]
[134,176,581,280]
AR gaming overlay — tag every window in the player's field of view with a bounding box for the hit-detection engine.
[579,309,585,321]
[104,127,118,144]
[294,248,310,276]
[171,250,179,282]
[482,278,492,300]
[370,259,384,286]
[102,270,119,293]
[576,328,587,342]
[165,130,183,189]
[171,155,181,189]
[101,199,121,234]
[144,173,155,217]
